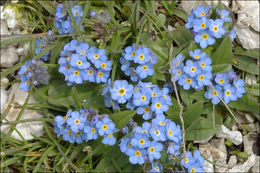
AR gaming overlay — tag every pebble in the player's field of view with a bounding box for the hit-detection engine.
[216,125,243,145]
[199,144,214,172]
[0,46,19,68]
[243,132,257,155]
[0,89,8,114]
[228,154,256,172]
[210,138,227,155]
[1,77,9,89]
[194,135,213,144]
[227,155,237,168]
[251,156,259,173]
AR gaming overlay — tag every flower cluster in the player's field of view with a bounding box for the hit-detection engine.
[58,40,111,85]
[204,71,245,104]
[55,4,83,34]
[170,50,212,91]
[103,80,172,120]
[181,150,204,173]
[18,60,50,91]
[54,108,118,145]
[119,114,182,166]
[186,5,236,48]
[120,44,158,82]
[35,36,50,61]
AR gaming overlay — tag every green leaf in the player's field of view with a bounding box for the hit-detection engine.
[166,97,180,125]
[185,117,220,141]
[183,102,203,128]
[179,87,193,106]
[232,56,259,75]
[37,1,55,15]
[110,110,136,129]
[245,83,260,97]
[191,88,207,102]
[212,64,232,73]
[229,150,249,159]
[228,93,260,119]
[1,35,34,47]
[211,36,232,65]
[233,47,260,59]
[170,27,193,46]
[71,86,82,109]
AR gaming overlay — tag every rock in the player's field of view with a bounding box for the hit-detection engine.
[227,155,237,168]
[216,125,243,145]
[181,0,229,15]
[168,25,175,32]
[245,73,257,85]
[17,43,30,57]
[246,123,257,132]
[244,114,255,123]
[1,77,9,89]
[228,154,256,172]
[235,26,259,50]
[0,46,19,68]
[1,19,10,35]
[200,143,227,162]
[243,132,257,155]
[194,135,213,144]
[0,89,8,114]
[199,144,214,172]
[0,83,43,140]
[251,156,259,173]
[210,138,227,155]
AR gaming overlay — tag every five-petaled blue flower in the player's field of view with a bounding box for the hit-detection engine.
[110,80,134,104]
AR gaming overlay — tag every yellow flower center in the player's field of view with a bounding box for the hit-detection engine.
[199,75,204,80]
[74,119,80,125]
[144,107,150,113]
[177,69,182,75]
[77,60,82,66]
[176,61,180,66]
[131,51,135,56]
[26,80,30,85]
[94,54,99,59]
[200,23,206,28]
[159,121,165,126]
[128,143,132,148]
[139,54,144,60]
[66,57,70,61]
[201,62,205,68]
[226,90,231,96]
[185,158,189,164]
[190,67,196,72]
[186,78,192,84]
[80,51,85,55]
[194,55,200,59]
[66,65,71,70]
[88,70,94,75]
[91,128,95,133]
[152,92,157,97]
[101,63,106,69]
[168,130,173,136]
[63,116,67,121]
[142,65,148,71]
[219,79,224,84]
[135,150,141,156]
[75,11,79,16]
[155,129,160,136]
[132,70,137,74]
[200,12,205,16]
[213,26,219,32]
[141,96,146,101]
[108,133,113,138]
[74,70,80,76]
[190,168,195,173]
[212,91,218,96]
[68,130,72,135]
[149,147,155,153]
[139,139,145,145]
[118,88,126,95]
[98,72,103,77]
[155,103,161,108]
[202,34,208,39]
[102,124,108,130]
[76,131,81,136]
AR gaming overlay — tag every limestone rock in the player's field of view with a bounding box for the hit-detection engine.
[1,19,10,35]
[199,144,214,172]
[0,89,8,114]
[1,77,9,89]
[216,125,243,145]
[227,155,237,168]
[228,154,256,172]
[243,132,257,155]
[210,138,227,155]
[251,156,259,173]
[194,135,213,144]
[0,46,19,68]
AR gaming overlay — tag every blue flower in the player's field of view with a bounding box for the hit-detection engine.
[66,111,86,132]
[137,106,152,120]
[18,60,30,76]
[149,125,167,142]
[110,80,134,104]
[171,54,185,68]
[193,5,210,18]
[136,63,154,79]
[68,68,86,84]
[96,117,116,136]
[152,114,167,127]
[165,120,182,143]
[186,150,205,173]
[126,98,135,110]
[185,13,196,29]
[147,141,163,161]
[223,84,237,104]
[148,162,163,173]
[233,79,245,98]
[151,98,169,114]
[123,44,136,61]
[102,132,117,145]
[198,57,212,72]
[184,60,201,77]
[171,67,184,82]
[134,122,151,134]
[131,133,150,149]
[133,89,151,106]
[62,128,76,143]
[196,72,212,87]
[229,28,236,42]
[54,115,68,130]
[104,94,120,110]
[149,53,158,65]
[128,148,146,165]
[35,37,49,61]
[76,42,89,57]
[86,47,107,64]
[71,5,83,19]
[134,47,150,64]
[167,142,181,155]
[215,73,228,86]
[204,85,223,104]
[89,11,96,17]
[95,59,112,71]
[96,70,109,83]
[75,131,87,144]
[70,54,90,69]
[178,75,197,90]
[19,76,31,91]
[193,17,208,32]
[189,49,207,61]
[150,87,162,98]
[119,137,133,156]
[84,125,99,140]
[120,57,130,71]
[64,40,78,52]
[62,18,73,34]
[209,19,226,38]
[84,67,96,82]
[217,9,232,22]
[226,71,237,81]
[181,151,195,169]
[102,78,111,95]
[55,4,67,19]
[194,30,215,48]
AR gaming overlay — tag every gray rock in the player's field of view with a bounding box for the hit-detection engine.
[244,114,255,123]
[227,155,237,168]
[199,144,214,172]
[0,89,8,114]
[1,77,9,89]
[210,138,227,155]
[0,46,19,68]
[251,156,259,173]
[194,135,213,144]
[243,132,257,155]
[216,125,243,145]
[228,154,256,172]
[246,123,257,132]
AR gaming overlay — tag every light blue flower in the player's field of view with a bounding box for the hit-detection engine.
[152,114,167,127]
[133,89,151,106]
[165,120,182,143]
[136,63,154,79]
[84,125,99,140]
[233,79,245,98]
[123,44,136,61]
[120,57,130,71]
[171,54,185,68]
[66,111,86,132]
[83,67,96,82]
[189,49,207,61]
[184,60,201,77]
[125,67,140,82]
[68,68,86,84]
[223,84,237,104]
[149,124,167,141]
[204,85,223,104]
[96,117,116,136]
[185,13,196,29]
[95,59,112,71]
[70,54,90,69]
[71,5,83,18]
[171,67,184,82]
[134,47,150,64]
[215,73,228,86]
[147,141,163,161]
[137,106,152,120]
[126,98,135,110]
[196,72,212,87]
[19,76,31,91]
[104,94,120,110]
[229,28,236,42]
[131,133,150,149]
[76,42,89,57]
[110,80,134,104]
[55,4,67,19]
[128,148,146,165]
[193,5,210,18]
[198,57,212,72]
[86,47,107,64]
[209,19,226,38]
[96,70,109,83]
[119,137,133,156]
[62,128,76,143]
[133,122,151,134]
[193,17,208,32]
[194,30,215,49]
[148,162,163,173]
[64,40,78,52]
[75,131,87,144]
[167,142,181,155]
[54,115,68,130]
[151,98,169,114]
[217,9,232,22]
[178,75,197,90]
[150,87,162,98]
[102,131,117,145]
